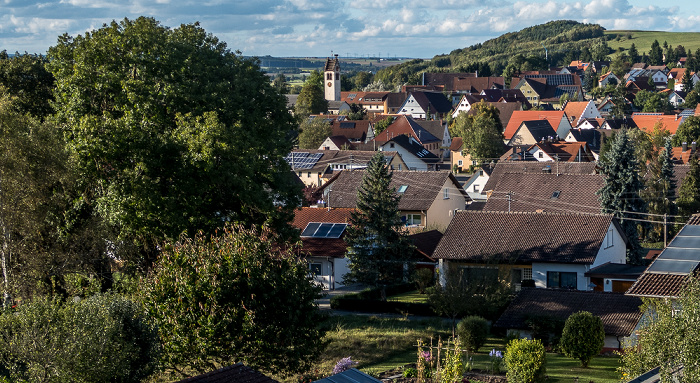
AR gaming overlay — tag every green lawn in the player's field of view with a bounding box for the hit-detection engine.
[301,314,622,383]
[388,289,430,304]
[605,30,700,56]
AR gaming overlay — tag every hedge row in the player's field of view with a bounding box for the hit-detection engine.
[329,283,436,316]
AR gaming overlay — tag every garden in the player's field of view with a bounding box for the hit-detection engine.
[309,288,623,383]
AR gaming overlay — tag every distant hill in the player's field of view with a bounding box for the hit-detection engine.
[374,21,700,88]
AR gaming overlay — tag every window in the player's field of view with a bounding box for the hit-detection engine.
[397,185,408,194]
[523,268,532,280]
[443,188,450,199]
[458,160,463,166]
[538,151,543,158]
[547,271,577,289]
[309,263,322,276]
[606,227,614,248]
[326,73,332,80]
[404,214,422,225]
[398,164,402,170]
[473,184,479,192]
[551,190,561,199]
[389,143,395,148]
[307,172,311,178]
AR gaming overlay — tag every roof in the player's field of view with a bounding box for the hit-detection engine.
[503,111,566,140]
[176,363,279,383]
[567,128,604,152]
[432,211,618,264]
[626,214,700,298]
[527,141,596,162]
[331,120,370,141]
[512,120,558,143]
[325,57,340,72]
[485,161,598,178]
[413,120,445,143]
[584,262,646,279]
[372,115,440,145]
[323,136,354,150]
[382,135,440,164]
[326,170,468,211]
[630,114,684,135]
[410,229,443,260]
[409,91,453,114]
[563,101,593,122]
[313,368,382,383]
[288,149,399,173]
[481,173,604,214]
[449,137,463,152]
[291,207,354,259]
[493,288,643,336]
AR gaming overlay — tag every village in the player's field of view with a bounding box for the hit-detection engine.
[278,53,700,383]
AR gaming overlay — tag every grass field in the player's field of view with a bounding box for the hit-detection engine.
[309,314,622,383]
[605,30,700,55]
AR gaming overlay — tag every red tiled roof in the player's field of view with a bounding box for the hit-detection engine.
[504,111,566,140]
[494,289,643,336]
[432,211,616,264]
[563,101,590,123]
[528,141,596,162]
[626,273,688,298]
[631,114,684,134]
[372,115,440,145]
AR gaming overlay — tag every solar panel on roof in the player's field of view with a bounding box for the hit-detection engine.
[647,259,700,274]
[667,235,700,249]
[659,247,700,261]
[327,224,347,238]
[315,223,333,237]
[677,224,700,237]
[340,122,355,129]
[301,222,321,237]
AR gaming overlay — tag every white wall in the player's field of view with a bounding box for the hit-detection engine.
[380,143,429,170]
[308,256,351,290]
[592,223,627,268]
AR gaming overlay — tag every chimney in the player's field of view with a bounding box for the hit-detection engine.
[683,142,688,152]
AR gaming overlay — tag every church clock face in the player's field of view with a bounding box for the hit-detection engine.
[327,81,332,87]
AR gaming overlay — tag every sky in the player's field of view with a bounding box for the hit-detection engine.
[1,0,700,59]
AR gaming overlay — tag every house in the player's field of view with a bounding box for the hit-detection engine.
[340,91,392,114]
[462,162,496,201]
[627,214,700,299]
[479,171,604,214]
[565,128,605,154]
[318,135,354,150]
[413,119,452,158]
[409,229,443,271]
[421,72,505,94]
[494,288,643,353]
[322,170,469,231]
[624,68,668,85]
[562,100,602,127]
[585,262,646,293]
[451,94,487,118]
[598,72,620,87]
[176,363,279,383]
[527,140,597,162]
[506,120,558,147]
[503,110,572,142]
[372,115,443,156]
[286,149,407,188]
[379,134,441,171]
[397,92,453,120]
[512,76,583,108]
[668,90,687,107]
[449,137,470,173]
[329,118,372,143]
[480,89,529,106]
[292,207,354,290]
[432,211,628,291]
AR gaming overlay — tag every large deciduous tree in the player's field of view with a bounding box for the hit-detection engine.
[142,224,324,376]
[46,17,301,266]
[596,129,647,265]
[0,52,54,119]
[295,70,328,117]
[298,117,333,149]
[344,152,414,295]
[450,101,504,164]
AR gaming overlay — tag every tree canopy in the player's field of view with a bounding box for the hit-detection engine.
[450,101,504,164]
[143,224,325,376]
[298,117,333,149]
[46,17,301,266]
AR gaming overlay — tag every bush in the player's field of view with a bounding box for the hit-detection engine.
[504,338,546,383]
[559,311,604,367]
[413,268,434,294]
[457,316,489,352]
[524,314,565,349]
[0,293,160,382]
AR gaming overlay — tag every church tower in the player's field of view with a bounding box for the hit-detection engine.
[324,54,341,101]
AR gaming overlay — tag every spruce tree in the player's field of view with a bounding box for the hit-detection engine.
[596,129,647,264]
[628,43,640,64]
[681,68,693,93]
[642,138,676,241]
[344,152,414,295]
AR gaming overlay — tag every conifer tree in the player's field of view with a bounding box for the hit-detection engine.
[596,129,647,264]
[642,138,676,241]
[344,152,414,296]
[682,69,693,93]
[628,43,640,64]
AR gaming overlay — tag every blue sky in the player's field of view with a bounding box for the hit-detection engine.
[1,0,699,58]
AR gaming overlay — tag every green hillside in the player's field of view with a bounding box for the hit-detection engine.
[605,30,700,56]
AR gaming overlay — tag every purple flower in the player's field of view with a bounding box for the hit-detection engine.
[421,351,432,361]
[489,349,503,358]
[333,357,358,374]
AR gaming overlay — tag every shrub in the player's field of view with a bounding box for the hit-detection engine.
[413,268,434,294]
[403,367,417,378]
[524,314,565,349]
[559,311,604,367]
[0,293,160,382]
[504,338,546,383]
[456,315,489,352]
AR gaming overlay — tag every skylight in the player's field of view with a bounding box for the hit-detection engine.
[397,185,408,194]
[551,190,561,199]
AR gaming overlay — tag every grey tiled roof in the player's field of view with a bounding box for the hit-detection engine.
[432,210,615,264]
